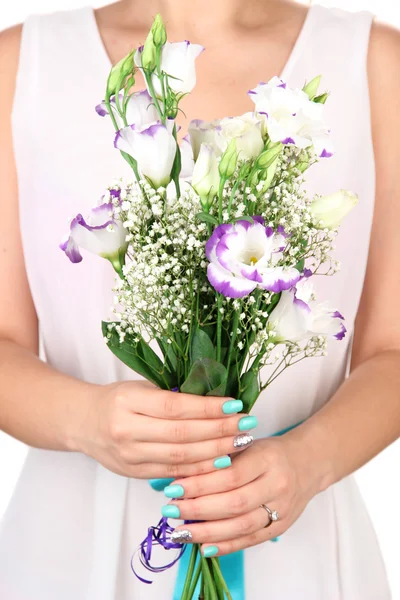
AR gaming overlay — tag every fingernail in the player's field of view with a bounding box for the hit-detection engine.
[171,529,193,543]
[214,455,232,469]
[202,545,219,557]
[271,536,281,542]
[149,478,175,492]
[164,484,185,498]
[238,415,258,431]
[233,433,254,449]
[223,399,243,415]
[161,505,181,519]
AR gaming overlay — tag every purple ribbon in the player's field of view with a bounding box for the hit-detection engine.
[131,517,188,584]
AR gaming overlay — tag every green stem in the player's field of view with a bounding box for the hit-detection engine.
[202,558,218,600]
[218,178,226,222]
[181,544,199,600]
[225,309,239,375]
[144,71,165,124]
[210,559,233,600]
[216,295,223,362]
[210,560,224,600]
[186,559,202,600]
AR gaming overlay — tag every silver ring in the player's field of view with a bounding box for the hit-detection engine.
[261,504,279,528]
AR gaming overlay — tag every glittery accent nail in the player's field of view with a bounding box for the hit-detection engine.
[170,529,193,543]
[233,433,254,449]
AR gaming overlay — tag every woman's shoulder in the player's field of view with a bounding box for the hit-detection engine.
[0,25,22,106]
[369,18,400,75]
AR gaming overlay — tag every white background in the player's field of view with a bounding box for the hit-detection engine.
[0,0,399,598]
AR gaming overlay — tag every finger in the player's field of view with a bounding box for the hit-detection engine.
[169,476,268,520]
[171,506,270,544]
[128,388,244,420]
[124,456,233,480]
[130,412,249,443]
[170,454,262,498]
[201,520,285,557]
[129,432,255,465]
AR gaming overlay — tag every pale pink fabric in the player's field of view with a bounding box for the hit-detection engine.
[0,5,391,599]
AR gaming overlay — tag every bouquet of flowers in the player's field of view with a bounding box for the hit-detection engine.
[61,14,357,600]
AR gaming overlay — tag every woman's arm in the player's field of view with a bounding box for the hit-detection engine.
[0,25,95,451]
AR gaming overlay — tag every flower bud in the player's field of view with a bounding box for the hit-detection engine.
[106,51,135,98]
[310,190,358,229]
[302,75,322,100]
[219,139,238,179]
[141,30,157,71]
[192,144,220,210]
[151,14,167,47]
[256,142,282,169]
[261,156,279,191]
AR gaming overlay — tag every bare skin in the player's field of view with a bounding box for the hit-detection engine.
[0,0,399,556]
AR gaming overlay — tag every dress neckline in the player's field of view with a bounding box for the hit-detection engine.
[85,4,317,84]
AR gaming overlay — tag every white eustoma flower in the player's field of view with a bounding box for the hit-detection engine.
[206,218,300,299]
[191,144,220,206]
[218,113,264,160]
[268,278,346,342]
[310,190,358,229]
[114,120,177,188]
[180,134,195,179]
[189,113,264,161]
[95,90,159,129]
[188,118,222,160]
[60,201,128,264]
[248,76,333,158]
[135,41,204,96]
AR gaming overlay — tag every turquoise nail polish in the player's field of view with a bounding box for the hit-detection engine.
[214,456,232,469]
[164,484,185,498]
[161,505,181,519]
[238,415,258,431]
[271,536,280,543]
[149,478,175,492]
[223,399,243,415]
[203,545,219,558]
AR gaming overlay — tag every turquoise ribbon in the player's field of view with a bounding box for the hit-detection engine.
[150,421,303,599]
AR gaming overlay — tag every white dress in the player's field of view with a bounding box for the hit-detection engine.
[0,4,392,599]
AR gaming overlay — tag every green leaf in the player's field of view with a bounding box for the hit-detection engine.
[137,339,165,372]
[302,75,322,100]
[102,322,174,389]
[157,338,178,373]
[295,258,305,273]
[181,358,227,396]
[191,329,216,363]
[195,212,219,226]
[233,216,254,224]
[239,369,260,413]
[314,92,329,104]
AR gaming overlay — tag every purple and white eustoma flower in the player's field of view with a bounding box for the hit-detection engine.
[135,41,204,96]
[206,218,301,298]
[248,76,333,158]
[114,120,177,188]
[268,278,346,343]
[60,202,128,266]
[95,90,159,129]
[188,113,264,161]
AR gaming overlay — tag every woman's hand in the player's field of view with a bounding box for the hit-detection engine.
[166,435,328,555]
[69,380,257,480]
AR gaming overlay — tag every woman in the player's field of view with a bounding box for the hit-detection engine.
[0,0,399,598]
